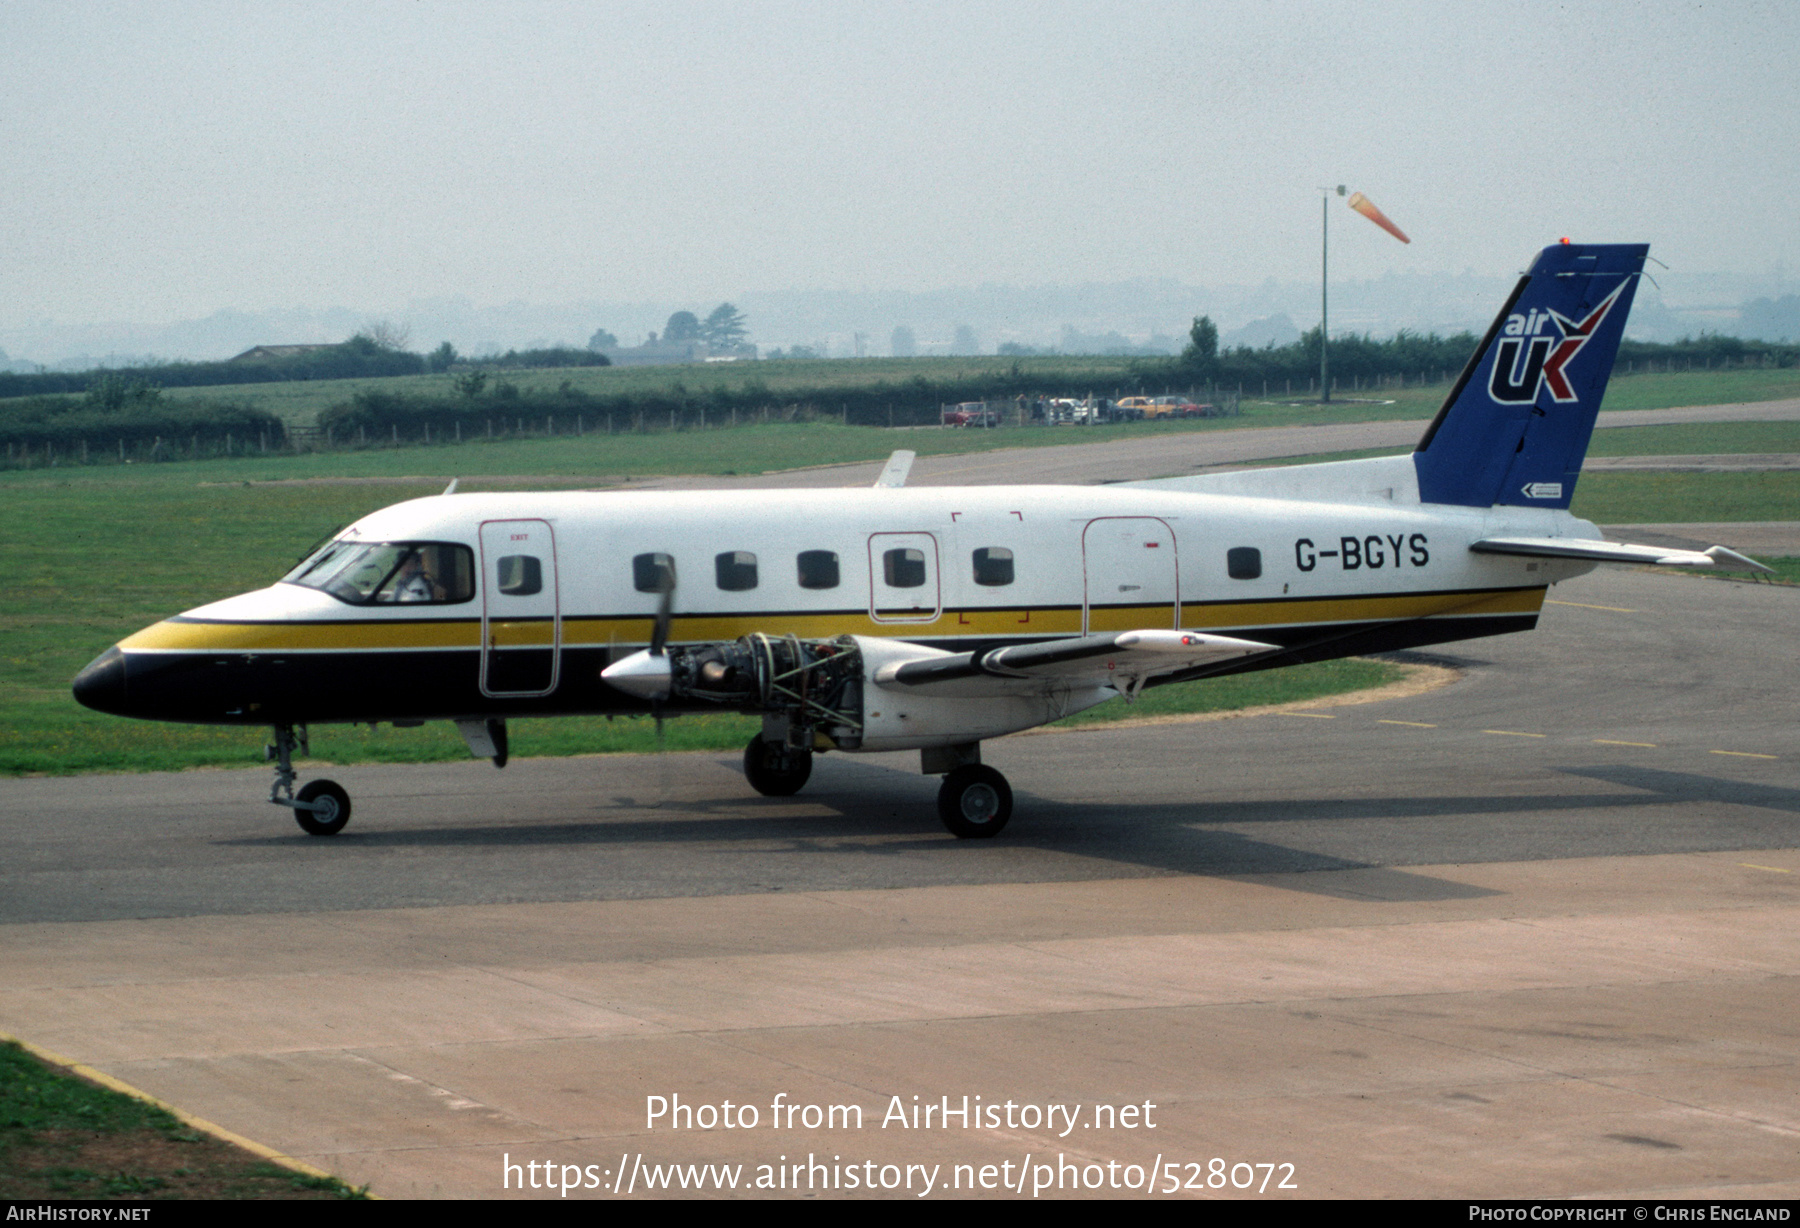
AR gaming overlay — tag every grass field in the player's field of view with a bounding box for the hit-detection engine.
[1571,472,1800,523]
[1586,419,1800,455]
[0,1040,365,1199]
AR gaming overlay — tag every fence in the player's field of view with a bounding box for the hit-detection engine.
[2,424,300,470]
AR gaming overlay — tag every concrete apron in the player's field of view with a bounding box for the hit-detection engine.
[2,849,1796,1200]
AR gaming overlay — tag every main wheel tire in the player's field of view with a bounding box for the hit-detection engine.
[294,779,351,836]
[742,737,813,797]
[937,765,1012,838]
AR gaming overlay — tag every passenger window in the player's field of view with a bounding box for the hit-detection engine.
[1227,547,1262,580]
[497,555,543,596]
[884,547,926,588]
[972,547,1014,586]
[715,550,758,591]
[797,550,840,590]
[633,552,676,593]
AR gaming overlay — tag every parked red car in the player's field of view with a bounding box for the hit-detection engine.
[941,402,1001,428]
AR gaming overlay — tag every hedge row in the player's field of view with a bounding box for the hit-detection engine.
[319,367,1187,435]
[0,340,424,399]
[1180,327,1800,391]
[0,395,286,453]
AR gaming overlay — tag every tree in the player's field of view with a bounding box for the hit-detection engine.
[1181,315,1219,379]
[359,319,413,352]
[587,328,619,351]
[702,303,748,349]
[890,325,917,358]
[663,312,702,343]
[84,374,161,413]
[426,342,458,373]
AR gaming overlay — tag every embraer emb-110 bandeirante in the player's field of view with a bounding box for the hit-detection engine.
[73,243,1767,838]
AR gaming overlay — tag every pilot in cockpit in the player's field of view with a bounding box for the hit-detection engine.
[390,550,441,602]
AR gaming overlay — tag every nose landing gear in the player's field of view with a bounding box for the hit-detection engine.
[267,724,351,836]
[742,735,813,796]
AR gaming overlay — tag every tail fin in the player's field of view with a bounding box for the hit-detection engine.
[1413,242,1646,508]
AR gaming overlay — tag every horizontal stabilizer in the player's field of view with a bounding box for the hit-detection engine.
[876,629,1278,698]
[1471,536,1774,572]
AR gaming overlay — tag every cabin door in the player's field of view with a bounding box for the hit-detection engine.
[480,519,561,698]
[1082,517,1178,634]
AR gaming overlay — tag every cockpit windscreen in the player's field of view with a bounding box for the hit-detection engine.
[282,541,474,605]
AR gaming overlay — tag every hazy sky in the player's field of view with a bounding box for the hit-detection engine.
[4,1,1796,329]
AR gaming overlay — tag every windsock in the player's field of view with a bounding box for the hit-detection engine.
[1347,192,1409,244]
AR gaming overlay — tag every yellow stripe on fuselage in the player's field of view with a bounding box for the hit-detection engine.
[120,619,482,652]
[116,587,1544,654]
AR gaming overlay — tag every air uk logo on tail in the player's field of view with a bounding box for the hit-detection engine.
[1488,283,1627,405]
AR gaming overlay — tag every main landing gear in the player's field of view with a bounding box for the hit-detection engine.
[936,764,1013,839]
[740,733,1016,840]
[267,723,351,836]
[924,743,1012,838]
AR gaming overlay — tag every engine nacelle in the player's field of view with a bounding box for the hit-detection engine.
[603,633,1115,755]
[604,633,865,749]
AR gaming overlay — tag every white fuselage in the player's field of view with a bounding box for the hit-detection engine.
[102,455,1596,734]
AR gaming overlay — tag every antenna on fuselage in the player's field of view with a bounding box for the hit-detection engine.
[441,479,459,496]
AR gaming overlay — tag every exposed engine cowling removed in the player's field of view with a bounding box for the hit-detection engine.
[604,633,866,751]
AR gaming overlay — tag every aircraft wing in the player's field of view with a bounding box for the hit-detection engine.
[873,629,1279,699]
[1471,536,1772,571]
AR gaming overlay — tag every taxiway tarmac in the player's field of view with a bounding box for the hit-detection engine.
[2,565,1795,1199]
[629,397,1800,489]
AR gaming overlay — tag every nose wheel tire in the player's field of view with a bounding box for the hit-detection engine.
[743,737,813,797]
[294,779,351,836]
[937,765,1012,838]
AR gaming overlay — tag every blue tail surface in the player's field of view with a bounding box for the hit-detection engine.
[1412,242,1646,509]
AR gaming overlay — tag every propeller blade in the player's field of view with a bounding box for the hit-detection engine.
[649,559,676,656]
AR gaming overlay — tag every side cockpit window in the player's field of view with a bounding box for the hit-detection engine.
[284,541,474,605]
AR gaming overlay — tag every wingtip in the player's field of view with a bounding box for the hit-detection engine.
[1704,545,1775,573]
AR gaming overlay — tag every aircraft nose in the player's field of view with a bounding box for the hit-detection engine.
[72,647,128,715]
